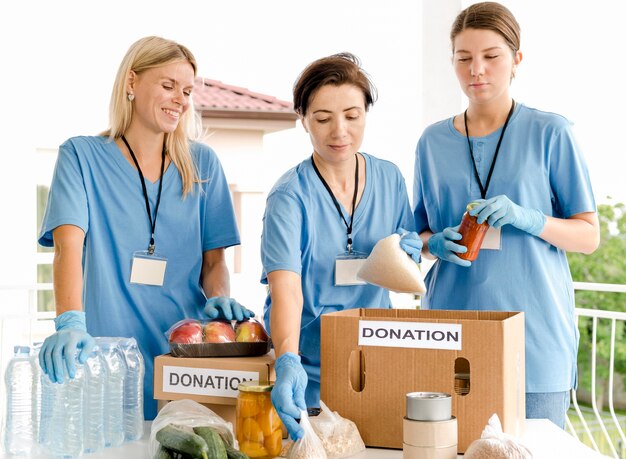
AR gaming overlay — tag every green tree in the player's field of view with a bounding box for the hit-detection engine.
[567,200,626,406]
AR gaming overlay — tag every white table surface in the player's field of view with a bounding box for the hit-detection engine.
[1,419,609,458]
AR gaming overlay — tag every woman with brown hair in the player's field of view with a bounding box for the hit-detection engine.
[261,52,422,440]
[413,2,599,428]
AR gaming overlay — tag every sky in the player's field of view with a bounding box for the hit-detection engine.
[2,0,625,219]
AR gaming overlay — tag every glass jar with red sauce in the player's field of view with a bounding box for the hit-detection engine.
[458,202,489,261]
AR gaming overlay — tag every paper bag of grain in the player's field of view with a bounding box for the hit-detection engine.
[357,234,426,294]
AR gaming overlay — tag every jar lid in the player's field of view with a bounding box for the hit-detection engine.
[466,201,480,211]
[238,381,274,392]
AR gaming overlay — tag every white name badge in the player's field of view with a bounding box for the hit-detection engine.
[130,251,167,286]
[335,252,367,286]
[481,226,501,250]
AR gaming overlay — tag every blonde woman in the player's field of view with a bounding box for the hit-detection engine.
[38,36,251,419]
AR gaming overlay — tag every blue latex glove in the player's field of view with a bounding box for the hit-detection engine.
[397,228,423,263]
[428,226,472,267]
[204,296,254,321]
[271,352,308,440]
[39,310,95,384]
[470,195,546,236]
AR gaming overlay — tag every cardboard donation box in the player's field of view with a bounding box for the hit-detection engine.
[154,351,276,428]
[320,309,525,453]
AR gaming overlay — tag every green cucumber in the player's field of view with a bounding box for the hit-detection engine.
[192,426,227,459]
[155,445,194,459]
[155,446,174,459]
[156,424,209,459]
[224,444,250,459]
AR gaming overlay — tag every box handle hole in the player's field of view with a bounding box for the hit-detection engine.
[454,357,470,396]
[348,349,365,392]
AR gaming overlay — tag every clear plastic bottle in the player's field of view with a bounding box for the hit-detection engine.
[82,346,106,453]
[30,343,42,451]
[40,362,85,458]
[119,337,145,441]
[95,337,126,448]
[4,345,36,455]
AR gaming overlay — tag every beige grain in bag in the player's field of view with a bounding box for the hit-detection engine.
[357,234,426,294]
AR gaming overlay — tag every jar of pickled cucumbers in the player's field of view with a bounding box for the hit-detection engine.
[236,381,283,458]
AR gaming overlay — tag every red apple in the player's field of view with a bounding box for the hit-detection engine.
[235,319,269,343]
[203,319,236,343]
[169,320,203,344]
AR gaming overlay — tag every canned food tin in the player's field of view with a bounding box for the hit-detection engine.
[406,392,452,421]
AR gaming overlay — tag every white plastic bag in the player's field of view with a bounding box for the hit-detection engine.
[464,413,533,459]
[312,401,366,458]
[149,399,235,458]
[287,409,327,459]
[282,401,366,459]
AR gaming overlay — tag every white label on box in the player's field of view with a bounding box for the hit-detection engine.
[163,365,259,398]
[358,320,462,350]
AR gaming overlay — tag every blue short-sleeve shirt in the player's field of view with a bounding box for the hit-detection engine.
[38,135,240,418]
[261,153,415,406]
[413,104,596,392]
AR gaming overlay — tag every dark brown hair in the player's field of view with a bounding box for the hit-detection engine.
[293,52,377,116]
[450,2,521,54]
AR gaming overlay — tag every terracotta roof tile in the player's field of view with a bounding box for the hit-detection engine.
[193,77,294,114]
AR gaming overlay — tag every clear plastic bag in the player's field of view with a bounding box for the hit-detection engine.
[286,409,327,459]
[282,401,365,458]
[149,399,235,458]
[464,413,533,459]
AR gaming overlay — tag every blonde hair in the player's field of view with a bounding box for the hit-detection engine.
[103,36,202,195]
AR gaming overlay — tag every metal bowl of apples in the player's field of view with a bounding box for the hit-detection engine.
[166,318,272,357]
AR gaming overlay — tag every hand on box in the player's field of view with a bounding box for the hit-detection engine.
[39,310,95,383]
[428,226,472,267]
[271,352,308,440]
[204,296,255,321]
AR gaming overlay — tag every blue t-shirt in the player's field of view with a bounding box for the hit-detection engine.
[261,152,414,406]
[38,135,240,418]
[413,103,596,393]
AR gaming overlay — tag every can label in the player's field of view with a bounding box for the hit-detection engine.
[358,320,462,350]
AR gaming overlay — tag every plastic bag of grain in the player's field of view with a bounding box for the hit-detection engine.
[464,414,533,459]
[357,233,426,294]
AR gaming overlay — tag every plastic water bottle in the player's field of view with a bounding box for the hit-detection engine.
[40,363,84,457]
[95,337,126,447]
[82,347,106,453]
[119,337,145,441]
[30,343,42,450]
[4,345,36,455]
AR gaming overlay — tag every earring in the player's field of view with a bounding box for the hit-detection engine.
[127,93,135,101]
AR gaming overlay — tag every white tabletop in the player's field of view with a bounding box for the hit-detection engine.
[1,419,608,458]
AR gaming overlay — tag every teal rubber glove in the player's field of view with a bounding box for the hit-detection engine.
[470,195,546,236]
[397,228,423,263]
[204,296,254,321]
[271,352,308,440]
[39,310,95,384]
[428,226,472,267]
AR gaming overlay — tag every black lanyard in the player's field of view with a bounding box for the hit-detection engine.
[311,154,359,253]
[121,135,165,255]
[464,99,515,199]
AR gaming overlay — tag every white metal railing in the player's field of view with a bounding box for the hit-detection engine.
[569,282,626,459]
